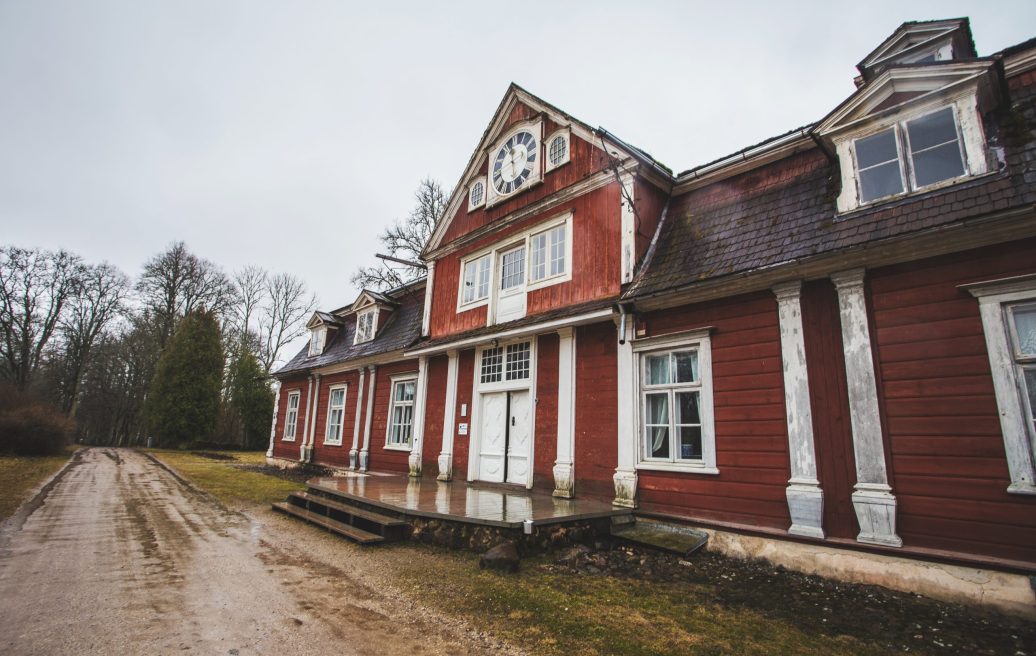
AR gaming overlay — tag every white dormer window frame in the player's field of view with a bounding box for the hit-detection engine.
[544,128,571,173]
[467,177,486,213]
[309,327,327,356]
[833,93,991,213]
[354,308,378,344]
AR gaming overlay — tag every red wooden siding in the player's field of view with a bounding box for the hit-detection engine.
[271,376,308,461]
[638,292,791,529]
[429,184,623,338]
[869,239,1036,563]
[420,355,448,473]
[309,371,360,469]
[574,322,619,498]
[452,349,476,475]
[800,280,858,540]
[534,333,559,489]
[366,360,420,474]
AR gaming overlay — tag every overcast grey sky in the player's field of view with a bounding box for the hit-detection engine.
[2,0,1034,321]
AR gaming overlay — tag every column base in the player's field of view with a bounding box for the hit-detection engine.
[786,482,825,539]
[612,469,638,508]
[408,452,422,478]
[348,449,358,470]
[359,450,369,472]
[852,485,902,547]
[552,462,574,498]
[436,453,453,481]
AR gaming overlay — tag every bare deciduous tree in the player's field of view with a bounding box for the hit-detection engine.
[233,265,267,340]
[351,178,448,291]
[0,246,84,389]
[258,272,315,373]
[136,241,238,347]
[57,263,129,417]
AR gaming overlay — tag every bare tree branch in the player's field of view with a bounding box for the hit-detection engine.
[258,272,315,374]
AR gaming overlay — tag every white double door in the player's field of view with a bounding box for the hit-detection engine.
[477,389,532,485]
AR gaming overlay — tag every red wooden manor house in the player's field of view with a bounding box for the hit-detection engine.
[269,19,1036,613]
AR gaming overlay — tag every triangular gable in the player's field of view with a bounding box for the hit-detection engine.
[857,19,976,83]
[816,60,998,138]
[423,83,644,256]
[350,289,396,313]
[306,311,341,330]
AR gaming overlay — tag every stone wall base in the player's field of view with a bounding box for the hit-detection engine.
[702,527,1036,618]
[409,517,610,554]
[265,456,304,470]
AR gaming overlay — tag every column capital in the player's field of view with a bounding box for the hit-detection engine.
[830,268,866,290]
[771,280,803,301]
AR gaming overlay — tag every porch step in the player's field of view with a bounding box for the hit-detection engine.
[289,491,409,528]
[611,517,709,556]
[272,502,385,544]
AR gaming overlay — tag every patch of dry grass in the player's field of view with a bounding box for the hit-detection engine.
[388,544,890,656]
[0,449,75,520]
[147,449,303,506]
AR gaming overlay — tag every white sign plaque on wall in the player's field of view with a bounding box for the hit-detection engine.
[458,423,469,436]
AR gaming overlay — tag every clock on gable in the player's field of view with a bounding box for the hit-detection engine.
[487,122,542,205]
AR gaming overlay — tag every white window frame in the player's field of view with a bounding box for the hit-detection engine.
[323,384,348,446]
[354,308,378,344]
[966,275,1036,495]
[468,177,486,212]
[385,374,418,451]
[457,252,492,311]
[632,329,717,475]
[528,221,569,286]
[308,327,326,356]
[283,390,301,442]
[544,128,571,173]
[834,95,990,213]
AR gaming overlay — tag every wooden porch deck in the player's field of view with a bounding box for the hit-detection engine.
[306,473,630,529]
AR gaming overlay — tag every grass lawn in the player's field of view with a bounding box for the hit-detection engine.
[388,545,886,656]
[0,449,75,521]
[146,449,304,506]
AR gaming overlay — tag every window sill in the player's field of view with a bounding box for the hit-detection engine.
[1007,482,1036,496]
[322,441,343,447]
[383,444,412,452]
[636,463,719,475]
[836,169,1001,220]
[282,437,296,442]
[457,299,489,313]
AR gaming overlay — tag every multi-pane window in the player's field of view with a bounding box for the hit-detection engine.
[481,342,531,384]
[461,254,491,305]
[309,328,326,356]
[1008,302,1036,439]
[469,180,485,209]
[355,309,376,343]
[386,378,417,448]
[548,134,568,167]
[500,246,525,290]
[324,386,346,445]
[530,224,566,282]
[854,106,966,204]
[641,349,703,462]
[283,392,300,441]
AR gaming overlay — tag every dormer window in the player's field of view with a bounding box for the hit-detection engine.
[854,106,967,204]
[354,309,377,344]
[309,327,327,356]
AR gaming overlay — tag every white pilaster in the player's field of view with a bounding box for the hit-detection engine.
[359,366,377,472]
[300,376,314,462]
[613,317,638,507]
[304,374,321,463]
[349,368,365,470]
[773,281,825,539]
[437,350,459,481]
[266,382,281,458]
[553,327,577,498]
[421,262,435,337]
[619,172,636,284]
[830,269,902,547]
[409,355,429,477]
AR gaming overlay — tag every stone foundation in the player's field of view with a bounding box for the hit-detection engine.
[408,517,611,554]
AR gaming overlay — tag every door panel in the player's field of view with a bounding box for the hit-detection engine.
[506,390,532,485]
[478,392,508,483]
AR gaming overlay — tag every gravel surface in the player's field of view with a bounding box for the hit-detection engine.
[0,447,521,655]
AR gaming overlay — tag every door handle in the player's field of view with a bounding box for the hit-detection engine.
[511,416,516,426]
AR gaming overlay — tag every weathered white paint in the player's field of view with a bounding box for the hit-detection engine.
[613,318,638,507]
[349,368,366,470]
[409,355,429,477]
[266,382,281,458]
[437,350,460,481]
[300,376,314,462]
[553,327,577,498]
[965,276,1036,495]
[304,374,321,462]
[772,281,825,539]
[620,172,636,284]
[359,366,376,472]
[830,268,902,547]
[421,262,435,337]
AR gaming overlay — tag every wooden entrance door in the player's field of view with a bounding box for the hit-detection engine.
[477,390,532,485]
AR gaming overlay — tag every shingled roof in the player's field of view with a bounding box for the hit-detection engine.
[274,282,425,378]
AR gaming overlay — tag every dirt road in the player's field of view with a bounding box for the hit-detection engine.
[0,448,508,655]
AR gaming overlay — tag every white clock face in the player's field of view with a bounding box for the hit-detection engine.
[492,130,538,195]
